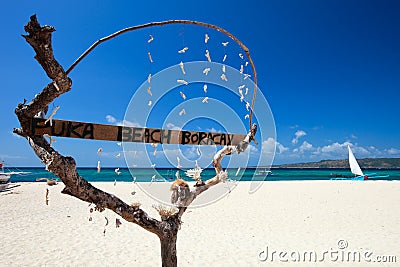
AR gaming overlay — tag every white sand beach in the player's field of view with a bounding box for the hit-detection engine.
[1,181,399,266]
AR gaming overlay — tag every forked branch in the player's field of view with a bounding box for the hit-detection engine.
[174,124,257,218]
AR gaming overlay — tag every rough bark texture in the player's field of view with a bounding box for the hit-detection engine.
[14,15,256,267]
[160,236,177,267]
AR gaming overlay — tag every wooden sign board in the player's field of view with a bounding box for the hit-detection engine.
[30,118,246,146]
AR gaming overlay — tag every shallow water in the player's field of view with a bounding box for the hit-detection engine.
[7,167,400,183]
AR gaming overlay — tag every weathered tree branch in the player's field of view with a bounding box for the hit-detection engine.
[15,15,257,267]
[14,15,165,238]
[16,15,72,131]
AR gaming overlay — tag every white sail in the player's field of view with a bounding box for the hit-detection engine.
[348,145,364,176]
[97,160,101,173]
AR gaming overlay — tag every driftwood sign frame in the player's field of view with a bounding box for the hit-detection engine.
[14,16,259,267]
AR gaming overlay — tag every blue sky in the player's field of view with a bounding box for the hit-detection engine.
[1,0,400,167]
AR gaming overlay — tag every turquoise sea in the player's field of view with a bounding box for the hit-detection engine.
[7,167,400,183]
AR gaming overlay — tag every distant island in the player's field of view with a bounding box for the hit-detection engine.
[273,158,400,169]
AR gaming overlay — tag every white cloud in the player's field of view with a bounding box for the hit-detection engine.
[295,130,307,138]
[385,148,400,155]
[320,142,351,154]
[166,123,181,131]
[292,130,307,145]
[262,137,288,155]
[121,120,142,127]
[0,154,24,160]
[248,144,259,153]
[206,127,223,133]
[353,146,372,157]
[301,141,313,150]
[277,143,289,154]
[106,115,116,123]
[105,115,142,127]
[289,137,400,161]
[366,146,382,156]
[183,146,199,159]
[293,141,314,153]
[315,142,375,158]
[261,138,275,154]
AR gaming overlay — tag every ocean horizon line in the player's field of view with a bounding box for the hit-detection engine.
[6,166,400,170]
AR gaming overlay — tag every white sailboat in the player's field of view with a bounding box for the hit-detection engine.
[347,145,367,180]
[331,145,389,180]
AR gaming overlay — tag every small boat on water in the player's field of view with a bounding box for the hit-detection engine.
[0,161,31,191]
[1,162,20,190]
[0,173,11,184]
[0,171,11,191]
[254,168,272,177]
[0,161,11,185]
[331,145,389,180]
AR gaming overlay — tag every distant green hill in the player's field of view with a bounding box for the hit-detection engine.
[274,158,400,169]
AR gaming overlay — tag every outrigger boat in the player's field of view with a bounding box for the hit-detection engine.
[0,170,11,191]
[0,161,31,191]
[1,162,21,191]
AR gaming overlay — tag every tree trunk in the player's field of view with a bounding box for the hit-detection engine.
[160,234,178,267]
